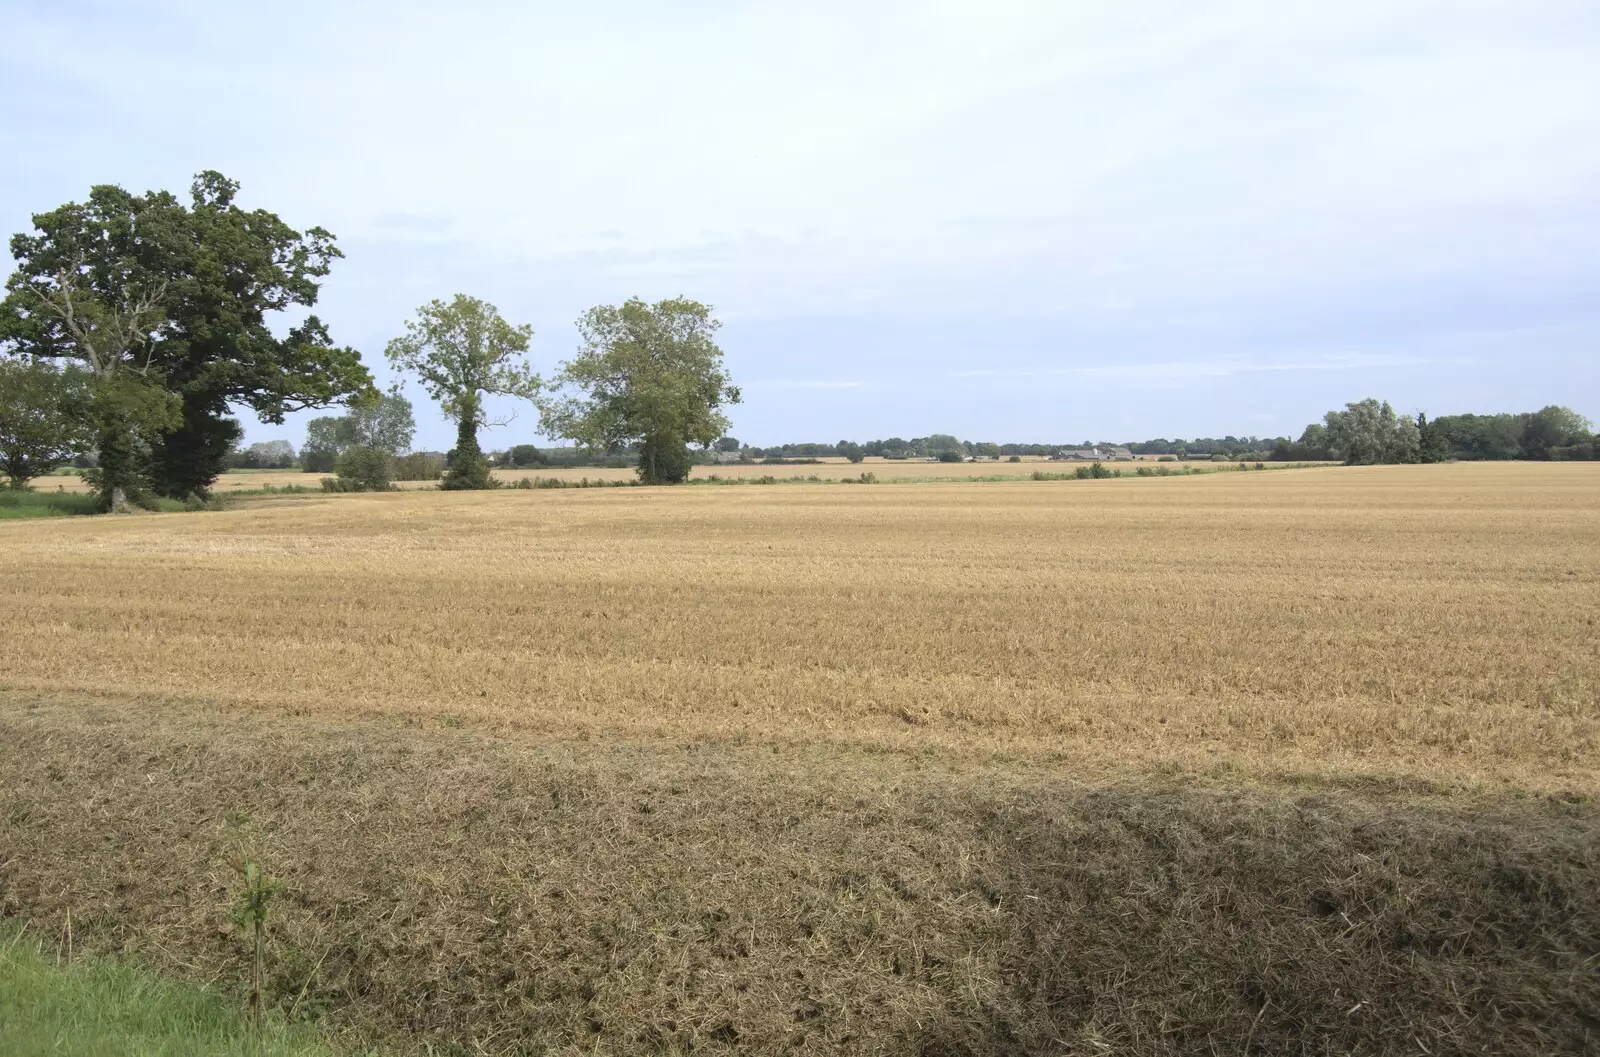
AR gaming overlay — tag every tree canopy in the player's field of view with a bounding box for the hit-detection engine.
[0,358,93,488]
[0,183,184,508]
[540,298,740,485]
[144,173,372,497]
[385,295,538,490]
[1280,402,1595,464]
[301,392,415,473]
[1321,398,1421,465]
[0,172,373,503]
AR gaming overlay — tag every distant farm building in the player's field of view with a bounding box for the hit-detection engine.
[1053,446,1134,461]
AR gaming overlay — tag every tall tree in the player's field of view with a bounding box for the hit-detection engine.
[144,172,373,498]
[1322,398,1420,465]
[300,415,346,473]
[0,358,94,488]
[344,390,417,455]
[385,295,539,490]
[1,173,373,503]
[1520,405,1591,460]
[0,184,184,510]
[1417,413,1451,463]
[540,297,740,485]
[299,391,415,473]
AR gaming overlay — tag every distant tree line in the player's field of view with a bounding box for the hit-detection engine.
[3,175,1587,501]
[664,405,1593,469]
[1273,399,1594,464]
[654,433,1290,464]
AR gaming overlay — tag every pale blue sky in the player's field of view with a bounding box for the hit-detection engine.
[3,0,1597,449]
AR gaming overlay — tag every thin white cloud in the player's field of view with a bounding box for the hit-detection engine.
[1,1,1596,446]
[950,355,1441,382]
[744,380,865,390]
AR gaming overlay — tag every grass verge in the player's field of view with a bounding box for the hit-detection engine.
[0,489,102,519]
[0,925,349,1057]
[0,489,200,518]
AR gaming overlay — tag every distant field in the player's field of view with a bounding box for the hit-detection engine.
[37,454,1210,493]
[3,462,1595,1054]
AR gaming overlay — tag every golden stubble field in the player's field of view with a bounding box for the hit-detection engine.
[36,454,1161,493]
[3,462,1596,790]
[5,461,1599,1055]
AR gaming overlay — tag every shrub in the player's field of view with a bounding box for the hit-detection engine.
[509,444,544,468]
[441,440,494,490]
[638,437,694,484]
[936,451,964,463]
[332,446,394,492]
[1007,455,1022,463]
[510,476,636,490]
[393,452,446,481]
[1210,453,1232,462]
[1158,455,1177,462]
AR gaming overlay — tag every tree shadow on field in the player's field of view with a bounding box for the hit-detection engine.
[913,787,1600,1056]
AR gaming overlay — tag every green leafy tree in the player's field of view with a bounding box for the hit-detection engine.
[836,439,864,463]
[300,415,345,473]
[385,295,539,490]
[0,184,183,510]
[713,436,741,453]
[333,445,394,491]
[540,298,740,484]
[344,390,416,455]
[1322,398,1420,465]
[1429,413,1523,460]
[145,173,372,498]
[1417,413,1451,463]
[1,174,373,502]
[393,451,446,481]
[298,391,414,473]
[0,358,93,487]
[1520,405,1591,460]
[509,443,543,467]
[232,439,295,469]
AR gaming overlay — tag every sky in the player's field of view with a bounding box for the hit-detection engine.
[3,0,1598,450]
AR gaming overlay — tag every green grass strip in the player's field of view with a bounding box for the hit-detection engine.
[0,927,351,1056]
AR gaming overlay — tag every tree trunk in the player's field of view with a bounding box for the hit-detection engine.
[96,420,137,513]
[441,410,492,490]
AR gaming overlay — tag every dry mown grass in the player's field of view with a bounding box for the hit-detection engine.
[1,699,1595,1055]
[2,462,1598,1054]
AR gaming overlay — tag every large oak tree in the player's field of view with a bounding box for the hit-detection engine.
[1,172,373,503]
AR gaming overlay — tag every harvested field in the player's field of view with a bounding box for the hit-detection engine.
[37,454,1197,494]
[2,463,1598,1054]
